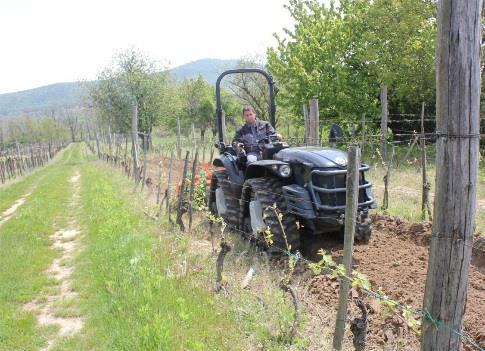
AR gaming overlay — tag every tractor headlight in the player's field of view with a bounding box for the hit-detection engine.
[278,164,292,177]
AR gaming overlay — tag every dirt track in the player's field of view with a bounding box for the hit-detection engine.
[300,215,485,350]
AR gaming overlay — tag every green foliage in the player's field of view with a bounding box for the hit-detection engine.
[88,48,177,137]
[1,115,70,146]
[178,75,215,140]
[267,0,436,124]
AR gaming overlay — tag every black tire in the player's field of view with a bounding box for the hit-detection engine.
[240,177,300,253]
[208,170,239,229]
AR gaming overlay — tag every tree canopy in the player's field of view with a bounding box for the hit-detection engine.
[267,0,436,124]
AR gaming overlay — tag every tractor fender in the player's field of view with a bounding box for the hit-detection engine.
[212,153,245,192]
[246,160,289,179]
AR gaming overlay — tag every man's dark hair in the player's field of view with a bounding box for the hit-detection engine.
[242,105,256,114]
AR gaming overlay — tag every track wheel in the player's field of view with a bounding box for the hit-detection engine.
[240,177,300,253]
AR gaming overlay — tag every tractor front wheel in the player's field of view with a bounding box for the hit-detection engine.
[240,177,300,253]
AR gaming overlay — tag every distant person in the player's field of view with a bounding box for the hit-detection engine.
[232,105,279,164]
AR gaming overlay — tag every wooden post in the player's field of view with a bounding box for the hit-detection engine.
[381,144,395,211]
[188,150,198,230]
[303,103,309,144]
[176,117,182,159]
[156,160,163,204]
[131,105,140,183]
[420,102,431,220]
[141,134,148,191]
[380,84,388,162]
[191,123,196,159]
[176,151,190,231]
[333,145,361,351]
[166,150,175,220]
[308,99,319,146]
[421,0,482,349]
[360,113,366,156]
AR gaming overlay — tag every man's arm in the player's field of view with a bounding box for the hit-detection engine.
[232,126,244,146]
[265,121,276,135]
[264,121,281,140]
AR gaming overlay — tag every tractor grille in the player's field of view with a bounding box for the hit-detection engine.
[309,166,374,211]
[312,170,347,207]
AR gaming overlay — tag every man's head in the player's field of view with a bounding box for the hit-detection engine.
[242,105,257,125]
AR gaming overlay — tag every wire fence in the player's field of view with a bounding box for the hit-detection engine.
[85,131,485,351]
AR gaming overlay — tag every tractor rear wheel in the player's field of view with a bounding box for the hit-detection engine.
[240,177,300,253]
[208,170,239,229]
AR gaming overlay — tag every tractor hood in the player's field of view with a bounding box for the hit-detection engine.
[274,147,348,169]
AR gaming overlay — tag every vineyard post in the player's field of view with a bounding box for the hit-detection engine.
[308,99,320,146]
[332,144,360,351]
[176,116,182,159]
[107,125,113,157]
[141,134,148,191]
[166,149,175,221]
[15,140,23,176]
[156,160,163,204]
[176,151,190,232]
[191,123,196,159]
[380,84,388,162]
[421,0,482,348]
[131,105,140,184]
[381,144,395,211]
[303,103,309,144]
[420,102,431,220]
[360,113,366,155]
[188,150,198,230]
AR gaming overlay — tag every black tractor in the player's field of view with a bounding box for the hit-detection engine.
[208,68,376,252]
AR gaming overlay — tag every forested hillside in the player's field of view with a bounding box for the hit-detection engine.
[0,58,237,118]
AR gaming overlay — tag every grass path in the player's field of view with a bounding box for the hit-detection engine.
[0,144,254,350]
[0,145,81,350]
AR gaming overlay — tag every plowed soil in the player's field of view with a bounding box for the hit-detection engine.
[300,215,485,350]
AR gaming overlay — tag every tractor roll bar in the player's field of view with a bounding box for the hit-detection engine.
[215,68,277,144]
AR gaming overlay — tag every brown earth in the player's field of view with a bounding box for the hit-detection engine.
[299,215,485,350]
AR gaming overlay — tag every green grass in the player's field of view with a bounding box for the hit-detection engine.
[58,162,245,351]
[0,145,80,351]
[366,151,485,236]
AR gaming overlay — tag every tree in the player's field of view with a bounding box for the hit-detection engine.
[88,48,173,147]
[227,56,271,120]
[179,75,214,142]
[267,0,436,124]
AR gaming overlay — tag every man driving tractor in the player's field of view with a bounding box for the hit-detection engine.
[232,105,280,164]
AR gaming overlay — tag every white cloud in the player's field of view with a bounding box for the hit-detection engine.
[0,0,294,93]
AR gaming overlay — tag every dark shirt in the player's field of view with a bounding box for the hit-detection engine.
[232,119,276,149]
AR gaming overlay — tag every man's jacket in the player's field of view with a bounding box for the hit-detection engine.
[232,120,276,151]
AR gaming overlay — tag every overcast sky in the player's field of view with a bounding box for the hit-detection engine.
[0,0,294,94]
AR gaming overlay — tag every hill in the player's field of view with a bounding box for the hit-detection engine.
[0,58,238,118]
[170,58,238,84]
[0,82,89,117]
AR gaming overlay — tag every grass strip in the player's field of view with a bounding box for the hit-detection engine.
[0,146,79,351]
[59,162,243,351]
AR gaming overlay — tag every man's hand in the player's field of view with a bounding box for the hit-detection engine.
[232,142,245,153]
